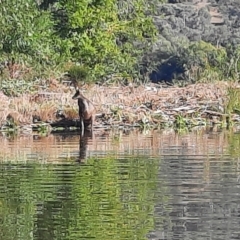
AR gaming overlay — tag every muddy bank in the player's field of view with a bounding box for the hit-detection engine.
[0,81,238,133]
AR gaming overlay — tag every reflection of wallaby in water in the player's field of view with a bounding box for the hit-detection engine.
[71,80,95,136]
[77,131,93,163]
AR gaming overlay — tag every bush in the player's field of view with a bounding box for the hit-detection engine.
[53,0,165,82]
[0,1,63,62]
[147,40,240,83]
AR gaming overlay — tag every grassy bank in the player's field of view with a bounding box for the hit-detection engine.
[1,79,240,135]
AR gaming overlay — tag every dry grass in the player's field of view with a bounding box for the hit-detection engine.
[0,81,233,129]
[86,81,229,126]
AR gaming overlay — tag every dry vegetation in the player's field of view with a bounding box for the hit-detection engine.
[0,80,239,132]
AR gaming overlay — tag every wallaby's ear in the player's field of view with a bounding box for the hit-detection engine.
[70,79,86,90]
[70,80,79,90]
[72,89,80,100]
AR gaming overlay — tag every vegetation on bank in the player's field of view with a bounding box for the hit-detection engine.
[0,0,164,85]
[0,0,239,85]
[1,81,240,136]
[0,0,240,133]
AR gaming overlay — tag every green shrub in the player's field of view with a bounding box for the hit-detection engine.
[225,86,240,115]
[55,0,164,82]
[68,65,89,81]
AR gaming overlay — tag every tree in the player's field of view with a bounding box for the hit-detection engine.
[56,0,162,81]
[0,0,63,65]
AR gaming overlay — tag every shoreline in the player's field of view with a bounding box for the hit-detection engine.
[0,81,239,134]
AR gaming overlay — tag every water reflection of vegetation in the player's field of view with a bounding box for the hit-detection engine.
[0,156,168,240]
[227,130,240,158]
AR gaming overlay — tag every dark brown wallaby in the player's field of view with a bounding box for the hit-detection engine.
[71,81,95,135]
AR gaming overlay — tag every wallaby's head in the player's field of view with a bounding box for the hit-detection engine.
[72,89,81,100]
[70,79,81,100]
[70,79,85,90]
[70,79,78,89]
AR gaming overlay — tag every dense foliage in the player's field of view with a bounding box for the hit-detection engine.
[148,0,240,83]
[0,0,239,86]
[0,0,165,83]
[0,1,64,65]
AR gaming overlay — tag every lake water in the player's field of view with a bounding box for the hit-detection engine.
[0,127,240,240]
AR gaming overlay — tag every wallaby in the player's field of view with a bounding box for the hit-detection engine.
[71,81,95,135]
